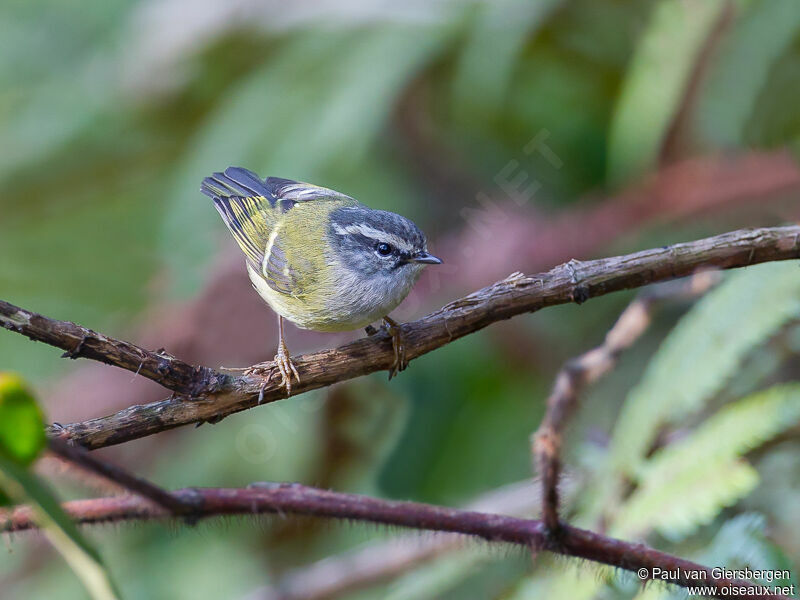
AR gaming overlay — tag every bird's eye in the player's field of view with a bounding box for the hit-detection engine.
[376,242,393,256]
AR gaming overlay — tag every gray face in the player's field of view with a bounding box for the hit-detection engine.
[328,206,430,276]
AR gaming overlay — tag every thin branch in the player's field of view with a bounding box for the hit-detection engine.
[533,271,721,531]
[47,437,192,516]
[246,479,549,600]
[0,303,222,397]
[1,225,798,450]
[0,483,784,599]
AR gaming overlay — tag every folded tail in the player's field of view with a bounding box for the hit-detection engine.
[201,166,276,203]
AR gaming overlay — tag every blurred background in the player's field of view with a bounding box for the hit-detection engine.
[2,0,800,598]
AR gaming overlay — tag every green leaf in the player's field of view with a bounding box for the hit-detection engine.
[613,458,758,541]
[451,0,562,122]
[610,262,800,477]
[0,455,120,600]
[642,383,800,481]
[0,372,46,465]
[613,384,800,540]
[0,373,119,598]
[744,43,800,148]
[607,0,726,184]
[696,0,800,147]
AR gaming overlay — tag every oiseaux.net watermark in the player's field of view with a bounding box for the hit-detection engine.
[637,566,796,597]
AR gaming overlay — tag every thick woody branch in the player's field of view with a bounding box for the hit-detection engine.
[1,225,799,450]
[0,483,782,598]
[533,272,720,531]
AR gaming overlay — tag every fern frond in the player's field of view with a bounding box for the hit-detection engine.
[610,262,800,477]
[701,513,795,587]
[644,383,800,482]
[612,384,800,540]
[613,458,758,540]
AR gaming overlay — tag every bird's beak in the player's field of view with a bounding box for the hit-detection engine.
[411,251,442,265]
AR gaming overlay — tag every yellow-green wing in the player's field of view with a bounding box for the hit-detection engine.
[201,167,354,296]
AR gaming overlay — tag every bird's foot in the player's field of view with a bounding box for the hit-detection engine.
[382,316,408,380]
[243,343,300,399]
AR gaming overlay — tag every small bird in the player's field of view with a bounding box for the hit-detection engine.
[201,167,442,394]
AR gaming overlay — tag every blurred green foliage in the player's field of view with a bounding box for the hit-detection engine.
[612,261,800,477]
[0,373,118,599]
[607,0,726,183]
[2,0,800,598]
[508,264,800,600]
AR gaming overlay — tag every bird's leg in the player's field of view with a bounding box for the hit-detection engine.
[271,315,300,396]
[244,315,300,397]
[382,315,408,379]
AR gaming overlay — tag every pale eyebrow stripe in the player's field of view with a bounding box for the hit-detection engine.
[332,223,415,254]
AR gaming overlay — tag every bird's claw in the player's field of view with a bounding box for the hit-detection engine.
[243,345,300,399]
[383,316,408,379]
[269,343,300,397]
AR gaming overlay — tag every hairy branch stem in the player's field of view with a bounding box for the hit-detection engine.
[0,483,783,599]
